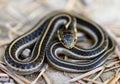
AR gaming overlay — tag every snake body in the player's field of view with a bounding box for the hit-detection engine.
[4,12,115,74]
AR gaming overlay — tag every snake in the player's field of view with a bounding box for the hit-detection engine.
[4,11,115,74]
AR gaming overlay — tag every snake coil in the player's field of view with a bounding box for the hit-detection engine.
[4,12,115,74]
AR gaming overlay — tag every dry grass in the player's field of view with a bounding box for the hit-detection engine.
[0,0,120,84]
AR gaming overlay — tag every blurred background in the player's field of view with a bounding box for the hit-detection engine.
[0,0,120,84]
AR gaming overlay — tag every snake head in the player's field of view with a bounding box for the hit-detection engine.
[58,25,77,49]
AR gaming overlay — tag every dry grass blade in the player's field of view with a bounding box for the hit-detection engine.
[0,64,26,84]
[69,74,86,84]
[108,55,118,60]
[93,67,105,80]
[108,72,120,84]
[0,39,11,47]
[103,70,120,84]
[103,75,114,84]
[0,61,6,65]
[77,80,86,84]
[14,73,31,84]
[31,64,48,84]
[83,78,102,84]
[0,62,31,84]
[6,23,23,35]
[105,64,120,72]
[65,66,104,83]
[105,61,120,68]
[0,72,15,83]
[0,73,9,77]
[42,73,52,84]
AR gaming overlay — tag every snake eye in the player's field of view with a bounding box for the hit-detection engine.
[74,39,77,42]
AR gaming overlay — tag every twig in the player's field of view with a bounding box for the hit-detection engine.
[0,61,30,84]
[103,75,114,84]
[105,72,120,84]
[0,73,9,77]
[6,23,23,35]
[105,61,120,68]
[65,66,104,83]
[69,74,86,84]
[42,73,52,84]
[93,67,105,80]
[14,74,31,84]
[77,80,86,84]
[0,63,29,84]
[83,78,102,84]
[31,64,48,84]
[105,64,120,72]
[0,39,11,47]
[107,55,118,60]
